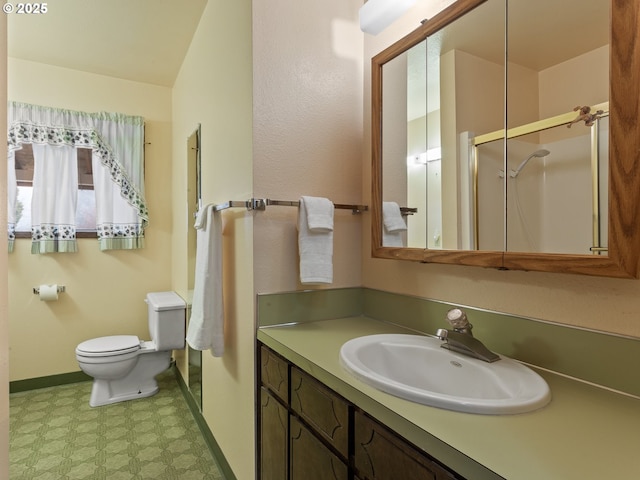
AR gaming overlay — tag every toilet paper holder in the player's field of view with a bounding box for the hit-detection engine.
[32,285,66,295]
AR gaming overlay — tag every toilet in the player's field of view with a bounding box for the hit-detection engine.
[76,291,186,407]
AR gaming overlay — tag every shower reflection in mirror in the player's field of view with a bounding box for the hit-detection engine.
[473,110,609,255]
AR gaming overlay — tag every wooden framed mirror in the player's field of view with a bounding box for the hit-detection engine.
[371,0,640,278]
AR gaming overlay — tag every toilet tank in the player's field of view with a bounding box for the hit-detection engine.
[146,291,186,351]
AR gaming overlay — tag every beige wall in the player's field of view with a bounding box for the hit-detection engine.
[1,14,9,480]
[252,0,364,293]
[171,1,254,479]
[362,4,640,339]
[7,58,173,380]
[172,1,363,478]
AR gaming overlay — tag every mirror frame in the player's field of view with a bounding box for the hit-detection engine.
[371,0,640,278]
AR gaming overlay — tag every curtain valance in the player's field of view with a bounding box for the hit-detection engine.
[7,102,148,252]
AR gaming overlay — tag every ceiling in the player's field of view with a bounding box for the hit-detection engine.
[8,0,208,87]
[407,0,609,120]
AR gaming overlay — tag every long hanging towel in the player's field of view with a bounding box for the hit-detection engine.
[186,204,224,357]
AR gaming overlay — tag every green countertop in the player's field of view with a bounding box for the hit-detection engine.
[258,316,640,480]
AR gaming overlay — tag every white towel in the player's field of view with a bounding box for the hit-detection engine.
[382,201,407,247]
[298,196,334,284]
[186,204,225,357]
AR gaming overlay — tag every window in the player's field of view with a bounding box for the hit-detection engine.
[14,144,97,237]
[8,102,148,253]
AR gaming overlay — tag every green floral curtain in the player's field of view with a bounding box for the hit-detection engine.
[7,102,148,252]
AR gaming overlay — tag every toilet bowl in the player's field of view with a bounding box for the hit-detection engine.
[76,292,186,407]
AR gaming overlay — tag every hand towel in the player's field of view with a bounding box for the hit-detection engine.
[298,196,334,284]
[186,204,225,357]
[382,201,407,247]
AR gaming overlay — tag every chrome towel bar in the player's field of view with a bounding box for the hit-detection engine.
[210,198,369,214]
[199,198,417,216]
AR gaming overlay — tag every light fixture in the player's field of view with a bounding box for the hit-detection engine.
[359,0,417,35]
[407,147,442,165]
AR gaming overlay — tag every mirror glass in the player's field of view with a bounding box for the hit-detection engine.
[503,0,609,254]
[382,0,506,250]
[187,125,202,411]
[380,0,609,256]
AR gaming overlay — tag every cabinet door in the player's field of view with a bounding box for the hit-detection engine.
[354,411,462,480]
[260,346,289,404]
[290,367,349,459]
[260,387,288,480]
[290,416,348,480]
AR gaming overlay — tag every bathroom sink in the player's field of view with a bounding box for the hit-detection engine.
[339,334,551,415]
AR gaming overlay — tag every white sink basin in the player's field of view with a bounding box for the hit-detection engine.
[339,334,551,415]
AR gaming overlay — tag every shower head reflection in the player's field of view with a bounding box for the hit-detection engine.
[510,149,551,178]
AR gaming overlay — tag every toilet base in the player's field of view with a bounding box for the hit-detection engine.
[90,378,160,407]
[87,350,171,407]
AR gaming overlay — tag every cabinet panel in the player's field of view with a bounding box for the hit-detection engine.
[258,343,464,480]
[290,415,348,480]
[260,345,289,404]
[354,411,462,480]
[290,367,349,458]
[260,387,288,480]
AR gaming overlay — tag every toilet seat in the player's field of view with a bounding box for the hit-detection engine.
[76,335,141,357]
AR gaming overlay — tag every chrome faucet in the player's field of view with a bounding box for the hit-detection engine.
[435,308,500,363]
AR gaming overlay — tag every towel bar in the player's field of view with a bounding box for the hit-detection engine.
[400,207,418,215]
[207,198,369,214]
[198,198,420,217]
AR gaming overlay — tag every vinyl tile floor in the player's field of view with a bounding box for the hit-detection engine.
[10,370,224,480]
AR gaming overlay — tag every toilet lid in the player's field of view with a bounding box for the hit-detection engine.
[76,335,141,357]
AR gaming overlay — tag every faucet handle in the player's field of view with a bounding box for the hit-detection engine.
[445,308,473,334]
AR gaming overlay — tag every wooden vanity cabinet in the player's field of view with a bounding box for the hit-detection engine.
[258,343,465,480]
[259,346,289,480]
[290,367,349,459]
[354,410,461,480]
[290,415,349,480]
[290,366,350,479]
[260,345,288,403]
[260,387,288,480]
